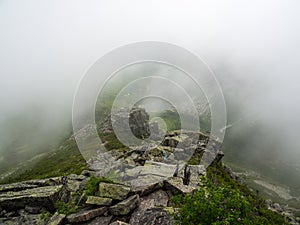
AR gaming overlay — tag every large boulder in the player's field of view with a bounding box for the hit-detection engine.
[110,107,151,139]
[129,107,150,139]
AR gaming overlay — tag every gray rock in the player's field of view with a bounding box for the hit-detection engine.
[66,207,107,223]
[109,107,151,140]
[129,107,150,139]
[129,207,173,225]
[46,212,65,225]
[86,196,112,206]
[265,199,272,208]
[4,211,18,217]
[0,183,39,193]
[130,181,163,196]
[128,161,177,181]
[163,177,195,194]
[210,150,224,166]
[66,179,82,193]
[110,195,140,216]
[86,216,112,225]
[99,183,130,200]
[0,177,62,193]
[0,209,6,217]
[1,213,42,225]
[173,148,190,161]
[109,221,129,225]
[25,205,42,214]
[177,164,205,187]
[0,185,63,211]
[273,203,282,212]
[138,190,169,211]
[67,174,80,180]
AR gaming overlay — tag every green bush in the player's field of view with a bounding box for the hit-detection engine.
[173,180,252,224]
[172,165,287,225]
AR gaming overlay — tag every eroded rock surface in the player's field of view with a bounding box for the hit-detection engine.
[109,195,140,216]
[86,196,112,206]
[99,183,130,201]
[0,185,63,211]
[66,207,108,223]
[47,212,65,225]
[130,208,174,225]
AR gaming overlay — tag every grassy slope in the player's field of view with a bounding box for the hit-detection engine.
[0,136,87,184]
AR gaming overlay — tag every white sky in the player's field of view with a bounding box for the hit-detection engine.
[0,0,300,155]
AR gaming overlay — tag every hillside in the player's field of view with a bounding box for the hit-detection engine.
[0,108,298,224]
[0,130,291,224]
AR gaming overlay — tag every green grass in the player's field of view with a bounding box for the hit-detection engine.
[99,132,128,151]
[0,137,88,184]
[40,210,53,221]
[0,121,128,184]
[152,110,211,132]
[55,201,80,215]
[0,130,129,184]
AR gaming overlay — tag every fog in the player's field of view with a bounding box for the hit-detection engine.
[0,0,300,186]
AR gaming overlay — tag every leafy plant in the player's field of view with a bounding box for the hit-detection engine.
[40,210,52,221]
[173,180,252,224]
[55,201,79,215]
[172,163,287,225]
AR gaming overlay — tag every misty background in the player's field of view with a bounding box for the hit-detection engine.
[1,0,300,199]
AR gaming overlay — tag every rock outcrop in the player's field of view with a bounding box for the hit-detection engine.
[103,107,151,140]
[0,185,63,212]
[265,199,300,225]
[5,107,285,224]
[0,147,295,224]
[89,129,224,187]
[0,159,210,225]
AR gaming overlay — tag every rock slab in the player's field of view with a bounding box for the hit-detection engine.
[46,212,66,225]
[0,185,63,211]
[86,196,113,206]
[110,195,140,216]
[66,207,107,223]
[99,183,130,200]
